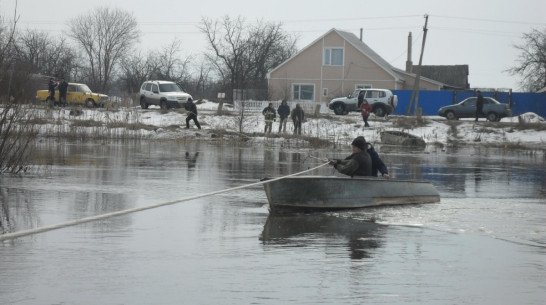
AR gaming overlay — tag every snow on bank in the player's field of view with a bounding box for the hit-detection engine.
[23,100,546,150]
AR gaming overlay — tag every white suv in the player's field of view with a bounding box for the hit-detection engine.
[328,88,398,117]
[139,80,192,110]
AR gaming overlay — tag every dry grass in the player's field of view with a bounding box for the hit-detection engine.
[391,116,430,129]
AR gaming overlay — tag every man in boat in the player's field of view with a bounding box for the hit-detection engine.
[327,136,372,177]
[359,136,390,179]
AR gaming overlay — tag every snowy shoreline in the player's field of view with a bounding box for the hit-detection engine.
[26,100,546,151]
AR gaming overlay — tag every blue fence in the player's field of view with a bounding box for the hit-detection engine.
[392,90,546,118]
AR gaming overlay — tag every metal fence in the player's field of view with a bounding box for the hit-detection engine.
[392,90,546,117]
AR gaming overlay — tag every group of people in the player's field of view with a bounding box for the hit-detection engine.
[262,100,305,135]
[326,136,390,179]
[48,77,68,105]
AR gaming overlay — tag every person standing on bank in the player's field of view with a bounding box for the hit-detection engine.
[185,98,201,129]
[48,78,57,103]
[291,103,305,135]
[262,102,276,134]
[58,78,68,106]
[277,99,290,133]
[475,90,484,121]
[360,99,371,127]
[326,136,372,177]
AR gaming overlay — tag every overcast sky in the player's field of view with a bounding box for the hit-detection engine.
[2,0,545,91]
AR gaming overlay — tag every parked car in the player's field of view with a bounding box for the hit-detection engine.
[139,80,192,110]
[328,88,398,117]
[36,83,108,108]
[437,97,512,122]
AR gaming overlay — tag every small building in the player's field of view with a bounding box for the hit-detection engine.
[267,28,444,105]
[411,65,469,90]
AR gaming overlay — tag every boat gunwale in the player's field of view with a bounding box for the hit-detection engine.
[263,175,435,185]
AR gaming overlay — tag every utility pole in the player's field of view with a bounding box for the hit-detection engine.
[406,14,429,116]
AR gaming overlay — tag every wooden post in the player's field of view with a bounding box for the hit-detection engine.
[406,14,429,116]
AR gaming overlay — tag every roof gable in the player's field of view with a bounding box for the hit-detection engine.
[269,28,400,81]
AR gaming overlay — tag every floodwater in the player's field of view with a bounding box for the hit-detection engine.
[0,140,545,305]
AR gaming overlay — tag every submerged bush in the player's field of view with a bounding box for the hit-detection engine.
[0,101,39,174]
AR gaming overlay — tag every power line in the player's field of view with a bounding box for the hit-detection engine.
[432,14,546,26]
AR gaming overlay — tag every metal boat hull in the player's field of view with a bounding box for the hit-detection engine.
[263,176,440,211]
[380,130,426,146]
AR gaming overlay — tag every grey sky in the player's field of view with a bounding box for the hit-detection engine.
[2,0,545,90]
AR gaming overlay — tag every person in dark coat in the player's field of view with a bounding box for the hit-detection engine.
[327,136,372,177]
[262,103,276,134]
[364,140,390,178]
[357,90,365,108]
[475,90,484,121]
[291,103,304,135]
[48,78,57,102]
[277,99,290,133]
[58,78,68,106]
[185,98,201,129]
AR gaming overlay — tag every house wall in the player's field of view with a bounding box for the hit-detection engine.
[269,30,441,105]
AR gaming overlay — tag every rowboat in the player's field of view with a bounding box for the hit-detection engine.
[262,176,440,211]
[380,130,426,146]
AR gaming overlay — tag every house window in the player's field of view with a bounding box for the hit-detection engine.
[323,88,328,96]
[356,84,372,89]
[293,84,315,100]
[323,48,344,66]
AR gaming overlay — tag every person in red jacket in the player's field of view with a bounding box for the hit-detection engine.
[360,99,371,127]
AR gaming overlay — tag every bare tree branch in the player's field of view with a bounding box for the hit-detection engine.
[68,7,139,93]
[507,28,546,91]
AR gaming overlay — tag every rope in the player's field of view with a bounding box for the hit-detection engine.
[0,162,329,242]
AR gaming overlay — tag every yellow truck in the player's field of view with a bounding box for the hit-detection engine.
[36,83,109,108]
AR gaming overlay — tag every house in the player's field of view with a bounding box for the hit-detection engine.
[411,64,469,89]
[267,28,444,105]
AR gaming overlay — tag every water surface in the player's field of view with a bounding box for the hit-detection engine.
[1,141,544,305]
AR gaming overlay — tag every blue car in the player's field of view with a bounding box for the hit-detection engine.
[438,97,512,122]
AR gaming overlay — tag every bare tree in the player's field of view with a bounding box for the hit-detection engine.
[68,7,139,93]
[246,21,297,99]
[119,51,152,95]
[0,1,39,174]
[16,29,80,79]
[508,27,546,92]
[118,39,193,97]
[199,16,297,102]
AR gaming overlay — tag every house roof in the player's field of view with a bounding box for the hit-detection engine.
[334,29,402,82]
[412,65,469,89]
[268,28,445,88]
[268,28,402,81]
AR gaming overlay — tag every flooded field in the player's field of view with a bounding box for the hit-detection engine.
[1,140,545,305]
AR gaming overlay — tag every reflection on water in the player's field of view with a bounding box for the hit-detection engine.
[0,140,545,304]
[261,213,385,259]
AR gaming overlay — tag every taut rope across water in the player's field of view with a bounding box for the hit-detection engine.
[0,162,328,242]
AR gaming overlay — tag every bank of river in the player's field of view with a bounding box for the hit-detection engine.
[23,103,546,150]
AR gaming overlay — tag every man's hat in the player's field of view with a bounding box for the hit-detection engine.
[351,136,366,150]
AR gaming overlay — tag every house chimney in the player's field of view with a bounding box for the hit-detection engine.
[406,32,413,73]
[360,28,363,41]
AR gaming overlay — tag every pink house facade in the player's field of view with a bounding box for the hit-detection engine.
[267,28,443,105]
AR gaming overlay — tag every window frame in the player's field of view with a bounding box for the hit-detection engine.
[292,83,315,101]
[323,47,344,66]
[355,84,372,90]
